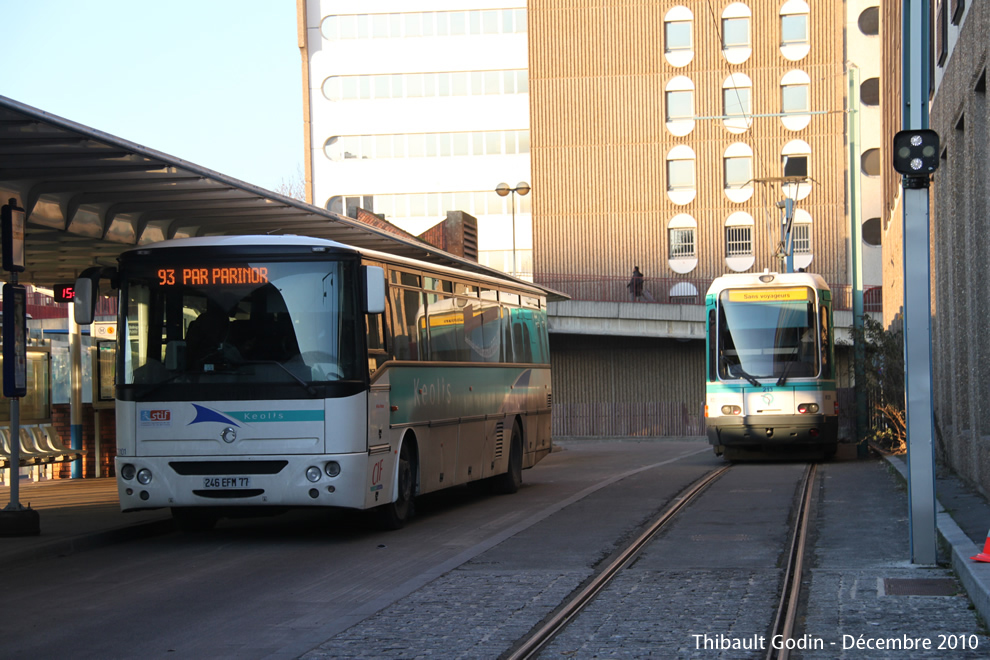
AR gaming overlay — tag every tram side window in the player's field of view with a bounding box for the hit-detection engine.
[819,304,831,379]
[390,287,425,360]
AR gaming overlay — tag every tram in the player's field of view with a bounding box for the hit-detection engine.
[704,271,837,461]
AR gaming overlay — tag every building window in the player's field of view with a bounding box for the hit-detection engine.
[669,282,699,304]
[723,86,751,120]
[861,148,881,176]
[663,7,694,67]
[328,195,376,218]
[724,155,752,190]
[860,78,880,106]
[667,156,695,191]
[321,9,527,41]
[952,0,965,24]
[722,73,753,133]
[726,225,752,257]
[722,17,750,49]
[782,80,809,114]
[669,227,696,259]
[666,90,694,122]
[936,1,948,66]
[858,7,880,35]
[324,130,529,161]
[665,19,692,52]
[323,69,528,102]
[330,190,531,221]
[720,3,752,64]
[781,13,808,46]
[792,223,811,254]
[863,217,882,246]
[723,143,754,203]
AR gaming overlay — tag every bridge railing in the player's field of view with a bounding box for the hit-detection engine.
[536,273,882,313]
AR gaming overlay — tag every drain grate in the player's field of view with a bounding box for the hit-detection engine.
[883,578,959,596]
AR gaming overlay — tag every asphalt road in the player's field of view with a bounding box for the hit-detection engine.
[0,439,713,659]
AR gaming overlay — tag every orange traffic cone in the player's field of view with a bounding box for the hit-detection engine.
[971,529,990,562]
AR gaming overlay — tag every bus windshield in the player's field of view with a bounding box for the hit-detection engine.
[717,286,819,381]
[120,259,361,395]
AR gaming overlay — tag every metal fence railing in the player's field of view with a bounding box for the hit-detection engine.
[552,401,706,438]
[536,273,882,313]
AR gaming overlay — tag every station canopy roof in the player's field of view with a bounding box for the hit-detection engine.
[0,95,556,296]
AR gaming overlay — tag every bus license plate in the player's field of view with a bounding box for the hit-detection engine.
[203,476,251,489]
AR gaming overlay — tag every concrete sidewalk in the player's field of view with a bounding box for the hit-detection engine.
[884,455,990,630]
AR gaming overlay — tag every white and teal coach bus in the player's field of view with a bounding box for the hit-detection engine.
[74,235,552,530]
[704,271,837,461]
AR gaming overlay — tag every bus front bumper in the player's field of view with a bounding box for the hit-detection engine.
[706,414,838,447]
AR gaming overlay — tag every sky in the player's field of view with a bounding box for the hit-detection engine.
[0,0,304,193]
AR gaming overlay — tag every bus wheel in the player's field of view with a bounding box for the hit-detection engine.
[493,421,523,495]
[171,507,218,532]
[378,442,415,530]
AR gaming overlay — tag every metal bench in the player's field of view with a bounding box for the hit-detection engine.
[0,424,84,469]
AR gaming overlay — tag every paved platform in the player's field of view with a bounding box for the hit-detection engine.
[0,478,171,563]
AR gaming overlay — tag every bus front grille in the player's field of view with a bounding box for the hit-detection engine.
[170,460,288,476]
[192,489,265,499]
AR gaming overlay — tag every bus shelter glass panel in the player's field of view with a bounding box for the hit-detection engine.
[0,351,51,421]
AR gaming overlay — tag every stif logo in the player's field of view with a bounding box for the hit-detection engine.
[140,410,171,424]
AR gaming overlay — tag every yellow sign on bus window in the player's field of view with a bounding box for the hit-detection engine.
[727,287,810,303]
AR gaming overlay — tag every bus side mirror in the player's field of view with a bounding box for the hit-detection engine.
[362,265,385,314]
[73,266,117,325]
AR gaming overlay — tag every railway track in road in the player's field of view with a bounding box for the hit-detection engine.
[506,462,819,660]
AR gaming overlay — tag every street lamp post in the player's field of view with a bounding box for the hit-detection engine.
[495,182,530,277]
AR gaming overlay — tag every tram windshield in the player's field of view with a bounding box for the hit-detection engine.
[119,259,361,397]
[717,286,821,382]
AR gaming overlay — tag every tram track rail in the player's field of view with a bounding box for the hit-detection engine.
[766,463,817,660]
[505,462,820,660]
[505,464,733,660]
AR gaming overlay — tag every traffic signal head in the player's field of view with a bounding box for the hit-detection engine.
[892,129,940,176]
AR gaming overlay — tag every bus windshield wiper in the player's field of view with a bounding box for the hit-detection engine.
[233,359,319,397]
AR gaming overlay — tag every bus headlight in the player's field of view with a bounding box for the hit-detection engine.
[305,466,322,483]
[721,405,742,415]
[121,464,136,481]
[325,461,341,478]
[136,468,153,485]
[798,403,819,414]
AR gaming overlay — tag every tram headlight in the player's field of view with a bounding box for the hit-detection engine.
[305,466,322,483]
[324,461,341,478]
[121,464,136,481]
[721,405,742,416]
[136,468,153,485]
[797,403,819,414]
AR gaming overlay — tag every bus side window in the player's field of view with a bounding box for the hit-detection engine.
[390,287,423,360]
[367,313,387,374]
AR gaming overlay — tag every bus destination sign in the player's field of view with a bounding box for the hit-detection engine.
[157,267,270,287]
